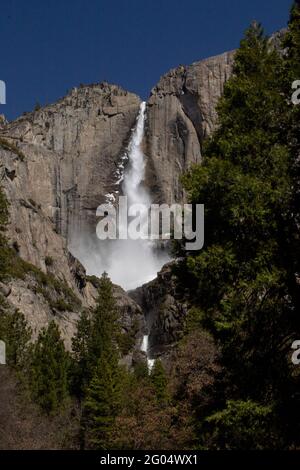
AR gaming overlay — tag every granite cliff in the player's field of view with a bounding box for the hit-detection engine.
[144,51,235,203]
[0,83,143,356]
[0,50,236,359]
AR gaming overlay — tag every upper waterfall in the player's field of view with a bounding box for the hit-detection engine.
[123,101,150,209]
[105,101,169,290]
[70,101,170,291]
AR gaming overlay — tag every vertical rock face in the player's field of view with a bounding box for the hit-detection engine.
[1,83,141,246]
[0,50,236,355]
[144,51,235,203]
[129,261,189,357]
[0,83,143,350]
[0,52,235,275]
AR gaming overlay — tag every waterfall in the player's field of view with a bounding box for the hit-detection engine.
[109,100,169,290]
[123,101,150,209]
[141,335,155,371]
[69,101,170,290]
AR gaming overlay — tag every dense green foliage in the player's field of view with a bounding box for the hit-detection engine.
[75,273,125,448]
[0,309,31,367]
[74,274,179,449]
[72,273,121,396]
[29,321,70,414]
[176,2,300,449]
[83,360,125,449]
[150,359,169,404]
[204,400,274,450]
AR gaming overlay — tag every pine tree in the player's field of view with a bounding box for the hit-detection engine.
[83,360,125,449]
[281,1,300,282]
[89,272,120,364]
[71,310,91,396]
[133,359,150,381]
[151,359,169,404]
[276,1,300,445]
[180,20,300,447]
[71,272,121,396]
[0,310,31,367]
[29,321,69,414]
[204,400,274,450]
[76,273,127,449]
[283,1,300,83]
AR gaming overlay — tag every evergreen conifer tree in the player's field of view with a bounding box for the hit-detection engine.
[151,360,169,404]
[83,359,125,449]
[180,19,300,447]
[30,321,69,413]
[0,310,31,367]
[71,310,91,396]
[78,273,126,449]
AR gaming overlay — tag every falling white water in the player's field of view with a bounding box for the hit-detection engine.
[123,102,150,208]
[141,335,155,371]
[69,101,170,291]
[106,101,170,289]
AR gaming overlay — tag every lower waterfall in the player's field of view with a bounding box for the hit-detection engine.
[141,335,155,371]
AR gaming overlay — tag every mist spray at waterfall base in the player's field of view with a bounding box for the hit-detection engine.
[71,235,170,291]
[69,102,171,291]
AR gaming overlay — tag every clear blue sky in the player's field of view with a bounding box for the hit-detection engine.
[0,0,293,121]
